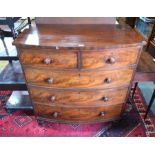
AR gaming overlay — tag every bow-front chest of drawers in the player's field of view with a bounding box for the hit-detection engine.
[14,24,143,124]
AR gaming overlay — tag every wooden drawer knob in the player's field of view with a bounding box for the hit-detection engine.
[47,78,54,84]
[102,96,109,102]
[51,112,58,118]
[106,57,116,64]
[50,96,56,102]
[44,58,52,64]
[99,112,105,117]
[104,78,112,83]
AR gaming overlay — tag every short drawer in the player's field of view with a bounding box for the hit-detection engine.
[29,86,128,106]
[82,47,140,69]
[24,67,134,89]
[33,104,123,123]
[19,48,77,69]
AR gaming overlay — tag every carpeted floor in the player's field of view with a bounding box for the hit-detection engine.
[0,87,155,137]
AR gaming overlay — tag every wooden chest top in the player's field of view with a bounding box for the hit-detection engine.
[13,24,143,49]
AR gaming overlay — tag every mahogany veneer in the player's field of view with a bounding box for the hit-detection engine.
[14,24,144,124]
[29,86,128,107]
[24,67,134,89]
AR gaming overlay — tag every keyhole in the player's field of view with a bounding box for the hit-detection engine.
[78,92,81,100]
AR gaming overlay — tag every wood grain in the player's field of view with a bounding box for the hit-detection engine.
[82,47,140,69]
[14,23,143,123]
[13,24,143,49]
[19,48,77,69]
[24,67,134,89]
[29,86,128,106]
[33,103,123,122]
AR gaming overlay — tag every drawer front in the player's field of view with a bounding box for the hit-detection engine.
[33,104,122,122]
[24,68,134,88]
[82,47,140,69]
[19,48,77,69]
[29,86,128,106]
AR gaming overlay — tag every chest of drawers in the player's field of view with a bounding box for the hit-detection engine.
[14,24,143,124]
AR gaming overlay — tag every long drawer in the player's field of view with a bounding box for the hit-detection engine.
[82,47,140,69]
[24,67,134,89]
[29,86,128,106]
[33,103,123,123]
[19,48,77,69]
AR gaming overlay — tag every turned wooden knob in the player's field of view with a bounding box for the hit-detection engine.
[50,96,56,102]
[99,112,105,117]
[44,58,52,64]
[51,112,58,118]
[104,78,112,83]
[47,78,54,84]
[106,57,116,64]
[102,96,109,102]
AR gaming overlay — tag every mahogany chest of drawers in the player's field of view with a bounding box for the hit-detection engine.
[14,24,143,124]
